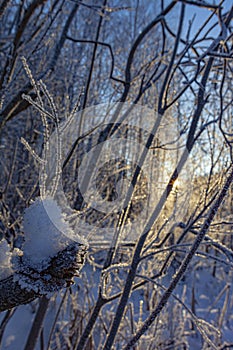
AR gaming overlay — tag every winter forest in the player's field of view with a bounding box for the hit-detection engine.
[0,0,233,349]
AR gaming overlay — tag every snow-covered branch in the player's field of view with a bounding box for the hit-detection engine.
[0,197,87,312]
[0,243,86,312]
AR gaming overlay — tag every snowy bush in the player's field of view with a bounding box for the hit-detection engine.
[0,239,13,280]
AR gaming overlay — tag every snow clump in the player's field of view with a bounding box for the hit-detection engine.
[22,197,76,271]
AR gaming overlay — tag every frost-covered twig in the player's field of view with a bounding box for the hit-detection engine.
[124,165,233,349]
[0,60,89,313]
[136,274,221,350]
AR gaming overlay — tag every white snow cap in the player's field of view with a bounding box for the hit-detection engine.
[0,239,13,280]
[22,197,77,271]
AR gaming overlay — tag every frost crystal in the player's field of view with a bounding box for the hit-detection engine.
[0,239,13,280]
[22,197,76,271]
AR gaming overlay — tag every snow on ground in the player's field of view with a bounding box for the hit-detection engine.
[0,304,34,349]
[0,254,233,349]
